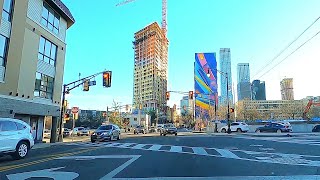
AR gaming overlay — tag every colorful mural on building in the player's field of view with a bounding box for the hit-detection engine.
[194,53,218,120]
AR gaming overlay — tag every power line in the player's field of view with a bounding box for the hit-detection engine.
[257,29,320,79]
[253,16,320,79]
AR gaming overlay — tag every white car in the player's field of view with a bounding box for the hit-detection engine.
[0,118,34,159]
[276,121,292,131]
[220,122,249,133]
[73,127,90,136]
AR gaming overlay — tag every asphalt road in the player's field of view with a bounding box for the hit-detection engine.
[1,134,320,179]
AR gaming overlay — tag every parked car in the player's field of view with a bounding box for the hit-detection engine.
[160,123,177,136]
[134,125,147,134]
[276,121,293,131]
[220,122,249,133]
[43,129,51,139]
[255,123,292,133]
[73,127,90,136]
[91,124,121,143]
[63,128,72,137]
[0,118,34,159]
[312,124,320,132]
[157,124,164,132]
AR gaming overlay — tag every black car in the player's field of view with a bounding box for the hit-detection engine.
[91,124,121,143]
[312,125,320,132]
[255,123,291,133]
[160,124,177,136]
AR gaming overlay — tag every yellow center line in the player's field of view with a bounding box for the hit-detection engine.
[0,147,100,172]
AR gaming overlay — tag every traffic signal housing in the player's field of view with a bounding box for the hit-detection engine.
[103,71,112,87]
[83,80,89,91]
[189,91,194,100]
[166,92,170,100]
[64,113,70,120]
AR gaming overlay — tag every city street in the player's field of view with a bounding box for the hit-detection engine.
[1,134,320,179]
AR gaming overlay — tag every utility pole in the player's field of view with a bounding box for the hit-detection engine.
[226,73,231,134]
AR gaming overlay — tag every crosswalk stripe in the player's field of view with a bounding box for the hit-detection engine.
[132,144,146,149]
[192,147,208,155]
[105,143,121,147]
[148,144,162,151]
[117,143,136,148]
[216,149,239,159]
[170,146,182,153]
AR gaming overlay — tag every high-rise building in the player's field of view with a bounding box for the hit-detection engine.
[251,80,266,100]
[0,0,75,141]
[180,96,194,116]
[280,78,294,100]
[237,63,251,101]
[219,48,233,105]
[133,22,168,113]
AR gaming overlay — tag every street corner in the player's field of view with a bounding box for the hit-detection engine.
[1,154,141,180]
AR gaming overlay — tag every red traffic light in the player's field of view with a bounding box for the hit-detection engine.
[189,91,194,99]
[166,92,170,100]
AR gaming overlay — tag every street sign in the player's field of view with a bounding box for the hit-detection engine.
[71,107,79,114]
[89,80,96,86]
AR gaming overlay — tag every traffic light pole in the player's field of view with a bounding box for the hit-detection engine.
[51,70,109,143]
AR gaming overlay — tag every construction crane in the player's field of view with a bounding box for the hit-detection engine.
[116,0,168,36]
[302,99,320,120]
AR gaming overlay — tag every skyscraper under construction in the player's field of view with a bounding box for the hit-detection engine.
[133,22,168,113]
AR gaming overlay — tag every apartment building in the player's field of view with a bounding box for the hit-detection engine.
[0,0,74,141]
[133,22,168,113]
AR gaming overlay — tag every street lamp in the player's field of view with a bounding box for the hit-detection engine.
[207,69,231,134]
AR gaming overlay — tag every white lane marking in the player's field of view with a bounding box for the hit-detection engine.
[249,144,263,147]
[215,149,240,159]
[6,167,79,180]
[100,155,141,179]
[148,145,162,151]
[111,175,320,180]
[132,144,146,149]
[170,146,182,153]
[192,147,208,155]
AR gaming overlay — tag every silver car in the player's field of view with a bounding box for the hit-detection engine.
[91,124,121,143]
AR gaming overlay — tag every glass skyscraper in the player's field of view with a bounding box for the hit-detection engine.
[219,48,233,105]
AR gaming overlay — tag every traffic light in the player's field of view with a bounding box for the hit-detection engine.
[166,92,170,100]
[64,113,70,120]
[230,108,234,113]
[83,80,89,91]
[103,71,112,87]
[189,91,194,100]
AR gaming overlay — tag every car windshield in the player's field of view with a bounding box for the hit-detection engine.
[97,125,112,130]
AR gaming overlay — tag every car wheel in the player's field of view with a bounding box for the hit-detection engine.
[160,133,162,136]
[277,129,282,133]
[237,128,242,133]
[91,139,96,143]
[175,133,177,136]
[163,134,166,136]
[256,129,261,133]
[221,129,226,133]
[77,133,80,136]
[13,141,29,159]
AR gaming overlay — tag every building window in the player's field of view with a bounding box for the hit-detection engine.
[0,35,9,68]
[38,36,57,66]
[34,72,54,99]
[2,0,14,22]
[41,2,60,34]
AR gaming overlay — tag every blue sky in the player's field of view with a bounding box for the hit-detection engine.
[62,0,320,110]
